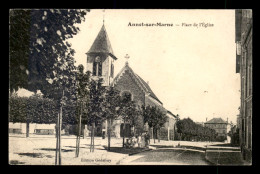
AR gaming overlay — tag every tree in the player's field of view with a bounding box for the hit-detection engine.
[102,87,121,150]
[142,105,167,143]
[74,65,90,157]
[117,93,140,147]
[87,78,106,152]
[9,10,31,92]
[9,9,89,94]
[10,9,89,165]
[9,94,60,135]
[175,118,217,141]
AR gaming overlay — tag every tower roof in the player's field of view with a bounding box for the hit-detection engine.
[87,25,117,60]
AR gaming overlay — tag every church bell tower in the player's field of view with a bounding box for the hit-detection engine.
[86,24,118,86]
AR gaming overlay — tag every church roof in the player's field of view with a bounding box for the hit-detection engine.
[134,74,162,104]
[167,110,176,118]
[112,63,163,105]
[87,25,117,60]
[205,117,227,124]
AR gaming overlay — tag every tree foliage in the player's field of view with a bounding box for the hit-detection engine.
[86,78,106,125]
[9,9,89,95]
[9,94,77,125]
[176,118,217,141]
[142,105,167,129]
[74,65,90,123]
[102,87,121,120]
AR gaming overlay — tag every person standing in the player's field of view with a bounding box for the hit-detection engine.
[137,134,142,148]
[146,132,150,147]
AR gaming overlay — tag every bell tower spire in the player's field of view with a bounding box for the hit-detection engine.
[103,9,105,25]
[86,13,118,86]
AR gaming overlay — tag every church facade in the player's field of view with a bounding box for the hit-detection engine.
[85,24,176,139]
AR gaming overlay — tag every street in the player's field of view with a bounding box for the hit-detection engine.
[119,147,212,165]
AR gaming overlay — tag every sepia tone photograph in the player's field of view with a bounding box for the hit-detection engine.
[9,9,252,165]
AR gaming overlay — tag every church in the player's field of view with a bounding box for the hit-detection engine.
[85,23,176,140]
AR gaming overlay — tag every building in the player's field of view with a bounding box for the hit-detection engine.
[204,117,228,141]
[9,122,57,135]
[235,9,252,163]
[163,110,177,141]
[85,23,176,139]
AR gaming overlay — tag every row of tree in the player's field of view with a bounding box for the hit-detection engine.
[10,9,89,165]
[176,118,217,141]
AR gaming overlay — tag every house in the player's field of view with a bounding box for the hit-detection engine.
[235,9,252,163]
[9,122,58,135]
[204,117,228,140]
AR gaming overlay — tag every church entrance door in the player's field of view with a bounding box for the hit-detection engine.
[120,123,131,137]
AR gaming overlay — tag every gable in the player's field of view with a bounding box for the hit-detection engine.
[112,63,162,105]
[113,70,145,105]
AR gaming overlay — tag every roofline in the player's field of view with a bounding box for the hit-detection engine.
[134,73,163,104]
[167,110,176,117]
[147,95,163,106]
[86,52,118,60]
[112,63,163,105]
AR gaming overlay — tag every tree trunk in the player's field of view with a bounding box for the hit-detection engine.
[151,127,153,139]
[153,128,156,143]
[157,128,160,143]
[108,118,111,150]
[90,124,93,152]
[83,125,85,139]
[55,90,64,165]
[55,113,59,165]
[76,101,82,157]
[26,119,30,138]
[122,118,125,147]
[92,122,95,152]
[90,122,95,152]
[58,100,63,165]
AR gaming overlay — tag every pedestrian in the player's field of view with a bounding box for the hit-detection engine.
[137,133,142,148]
[141,132,146,147]
[146,132,150,147]
[131,135,137,147]
[144,132,148,148]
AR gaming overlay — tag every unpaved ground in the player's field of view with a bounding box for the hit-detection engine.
[9,134,225,165]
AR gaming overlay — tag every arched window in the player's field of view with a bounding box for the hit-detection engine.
[121,91,132,103]
[93,56,102,76]
[93,62,97,76]
[98,62,102,76]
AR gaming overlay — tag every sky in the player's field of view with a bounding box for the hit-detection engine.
[17,9,240,124]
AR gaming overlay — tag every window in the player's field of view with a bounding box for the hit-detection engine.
[98,62,102,76]
[93,56,102,76]
[93,62,97,76]
[121,91,132,103]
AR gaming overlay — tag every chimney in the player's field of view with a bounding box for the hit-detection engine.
[206,117,207,122]
[147,81,149,85]
[227,117,228,123]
